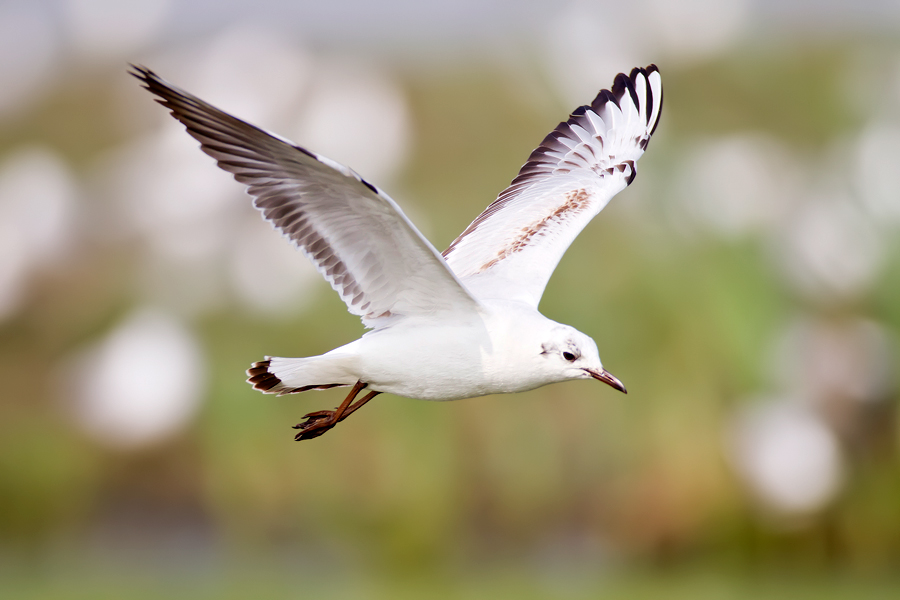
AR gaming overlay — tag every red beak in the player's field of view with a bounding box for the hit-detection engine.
[587,368,627,394]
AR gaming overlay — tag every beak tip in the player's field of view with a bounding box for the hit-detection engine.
[588,368,627,394]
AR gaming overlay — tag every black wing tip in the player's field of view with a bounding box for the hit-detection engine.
[611,72,637,108]
[596,64,662,116]
[543,64,665,153]
[590,88,619,113]
[629,64,660,78]
[560,64,662,149]
[127,62,146,77]
[488,63,662,206]
[128,63,193,112]
[128,63,164,89]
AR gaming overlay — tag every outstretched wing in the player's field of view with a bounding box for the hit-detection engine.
[442,65,662,307]
[132,66,480,328]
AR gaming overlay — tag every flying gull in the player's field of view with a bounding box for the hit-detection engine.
[131,64,663,440]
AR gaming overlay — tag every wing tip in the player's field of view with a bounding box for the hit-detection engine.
[515,63,663,179]
[127,63,149,79]
[612,71,639,113]
[604,64,663,129]
[128,63,168,95]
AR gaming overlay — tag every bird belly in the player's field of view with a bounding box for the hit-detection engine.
[354,321,525,401]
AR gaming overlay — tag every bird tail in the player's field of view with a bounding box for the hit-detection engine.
[246,356,354,396]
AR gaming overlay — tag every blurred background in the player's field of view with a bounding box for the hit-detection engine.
[1,0,899,597]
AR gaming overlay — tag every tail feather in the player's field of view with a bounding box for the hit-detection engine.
[246,356,352,396]
[247,360,282,392]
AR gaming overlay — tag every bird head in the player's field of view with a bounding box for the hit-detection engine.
[539,325,627,393]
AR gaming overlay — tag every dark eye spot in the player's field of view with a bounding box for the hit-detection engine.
[562,351,577,362]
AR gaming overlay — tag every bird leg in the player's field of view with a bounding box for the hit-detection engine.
[339,390,380,420]
[293,380,364,440]
[292,381,381,441]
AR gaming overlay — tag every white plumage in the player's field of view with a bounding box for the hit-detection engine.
[132,64,662,440]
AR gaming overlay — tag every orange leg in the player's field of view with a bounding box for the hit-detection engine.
[338,390,380,422]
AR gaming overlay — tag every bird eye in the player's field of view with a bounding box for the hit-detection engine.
[562,351,577,361]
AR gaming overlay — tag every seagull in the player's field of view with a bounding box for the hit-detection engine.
[132,64,662,441]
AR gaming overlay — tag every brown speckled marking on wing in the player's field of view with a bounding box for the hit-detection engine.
[475,188,594,273]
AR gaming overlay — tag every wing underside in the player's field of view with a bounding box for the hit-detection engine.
[442,65,662,307]
[132,65,480,327]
